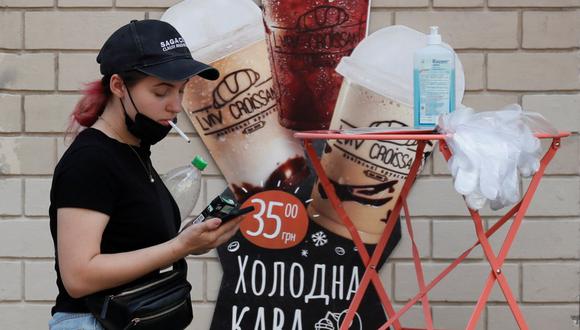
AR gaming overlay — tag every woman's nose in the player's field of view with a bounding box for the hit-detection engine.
[167,94,183,113]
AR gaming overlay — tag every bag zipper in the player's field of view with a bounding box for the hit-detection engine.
[116,271,180,297]
[128,300,187,328]
[100,271,180,319]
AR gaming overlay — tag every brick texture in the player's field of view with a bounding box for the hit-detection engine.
[0,305,53,329]
[459,53,485,91]
[433,305,485,330]
[0,261,22,301]
[461,93,520,111]
[369,10,392,33]
[1,0,53,7]
[24,178,51,216]
[58,53,100,91]
[0,94,22,132]
[0,137,56,175]
[396,12,519,49]
[24,95,78,133]
[25,12,144,49]
[0,219,53,258]
[0,53,55,90]
[206,260,222,302]
[489,219,580,259]
[58,0,112,7]
[432,220,483,259]
[373,0,428,7]
[116,0,181,7]
[523,11,580,48]
[186,260,204,301]
[488,53,580,90]
[187,304,216,330]
[391,304,429,328]
[1,2,578,330]
[24,261,57,301]
[488,305,580,329]
[390,219,430,259]
[0,11,22,49]
[522,263,580,302]
[524,177,580,216]
[394,262,519,302]
[540,136,580,175]
[0,179,22,215]
[488,0,580,7]
[522,94,580,133]
[434,0,484,7]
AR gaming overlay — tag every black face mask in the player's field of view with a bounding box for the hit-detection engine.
[121,87,173,146]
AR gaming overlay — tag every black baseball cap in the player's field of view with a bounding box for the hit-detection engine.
[97,19,219,81]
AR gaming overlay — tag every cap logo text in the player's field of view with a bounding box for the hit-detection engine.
[160,37,186,51]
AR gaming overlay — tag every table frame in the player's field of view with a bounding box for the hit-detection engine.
[295,131,570,330]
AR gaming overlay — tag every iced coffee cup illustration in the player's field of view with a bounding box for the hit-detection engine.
[309,26,465,243]
[262,0,371,131]
[163,0,309,201]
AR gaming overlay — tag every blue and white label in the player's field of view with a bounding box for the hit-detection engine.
[413,56,455,127]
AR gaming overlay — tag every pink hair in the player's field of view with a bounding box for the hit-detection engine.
[65,80,110,141]
[72,80,108,127]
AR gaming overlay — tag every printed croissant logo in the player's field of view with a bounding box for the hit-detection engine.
[296,6,349,32]
[212,69,261,109]
[369,120,418,147]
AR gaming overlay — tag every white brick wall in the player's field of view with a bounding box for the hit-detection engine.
[24,261,57,301]
[0,53,55,90]
[0,94,22,132]
[24,95,78,132]
[0,11,23,49]
[395,12,519,49]
[58,53,100,91]
[1,1,578,329]
[25,12,144,49]
[0,179,22,215]
[0,261,22,301]
[488,53,580,90]
[523,11,580,49]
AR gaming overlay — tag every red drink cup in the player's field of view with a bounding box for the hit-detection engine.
[262,0,370,131]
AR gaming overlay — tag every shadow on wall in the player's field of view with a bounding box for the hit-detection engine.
[0,54,17,89]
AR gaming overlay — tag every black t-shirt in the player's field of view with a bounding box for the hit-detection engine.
[49,128,181,315]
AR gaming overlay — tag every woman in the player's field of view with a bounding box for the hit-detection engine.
[48,20,239,329]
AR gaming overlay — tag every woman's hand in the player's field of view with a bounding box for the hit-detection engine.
[173,217,242,255]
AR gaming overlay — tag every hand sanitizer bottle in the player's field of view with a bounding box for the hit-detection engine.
[413,26,456,127]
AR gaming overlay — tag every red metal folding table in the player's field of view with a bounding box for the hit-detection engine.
[294,130,571,330]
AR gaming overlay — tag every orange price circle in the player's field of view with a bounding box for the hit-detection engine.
[240,190,308,249]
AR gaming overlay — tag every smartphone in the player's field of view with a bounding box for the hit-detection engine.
[190,195,254,226]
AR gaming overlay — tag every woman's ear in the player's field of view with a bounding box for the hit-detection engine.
[109,74,125,98]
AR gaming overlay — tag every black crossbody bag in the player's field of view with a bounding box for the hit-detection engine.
[85,259,193,330]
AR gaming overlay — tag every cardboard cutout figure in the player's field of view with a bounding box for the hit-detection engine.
[163,3,462,329]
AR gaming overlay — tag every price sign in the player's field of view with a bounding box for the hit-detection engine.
[240,190,308,249]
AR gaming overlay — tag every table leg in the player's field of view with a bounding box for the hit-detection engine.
[333,141,427,330]
[467,210,527,330]
[303,140,403,330]
[402,200,434,330]
[466,137,561,330]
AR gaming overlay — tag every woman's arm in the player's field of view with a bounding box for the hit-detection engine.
[57,207,240,298]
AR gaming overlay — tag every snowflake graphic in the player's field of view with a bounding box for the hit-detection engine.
[301,249,309,258]
[311,231,328,247]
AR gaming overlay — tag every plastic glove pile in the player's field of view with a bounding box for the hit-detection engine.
[437,105,557,210]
